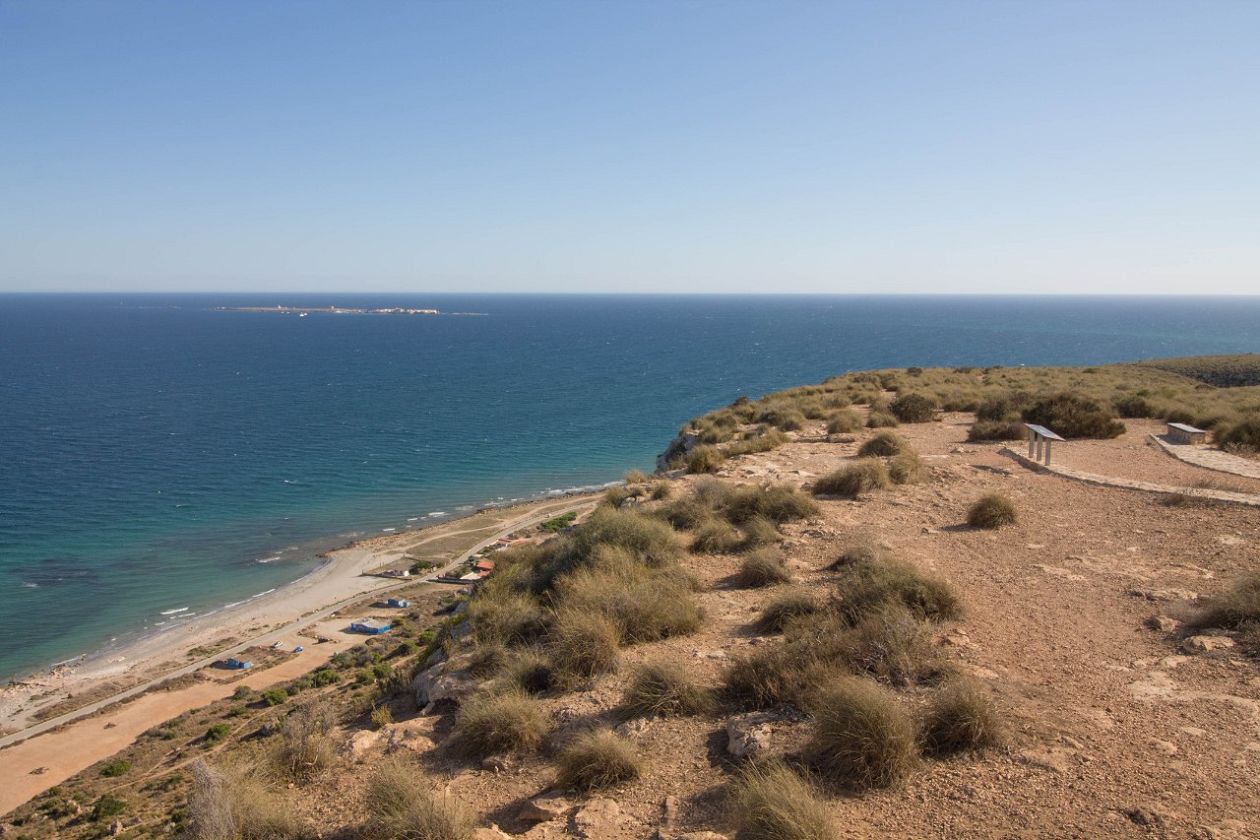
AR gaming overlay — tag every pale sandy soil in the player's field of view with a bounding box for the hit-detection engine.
[295,415,1260,840]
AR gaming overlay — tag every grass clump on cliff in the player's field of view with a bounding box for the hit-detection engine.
[826,409,862,434]
[866,410,899,428]
[832,546,960,624]
[273,701,337,781]
[966,494,1017,529]
[186,761,305,840]
[812,459,890,499]
[686,445,728,474]
[692,517,744,554]
[738,546,792,587]
[731,761,835,840]
[724,483,819,525]
[547,610,621,685]
[858,431,907,457]
[556,729,642,791]
[840,605,942,687]
[1218,417,1260,455]
[453,690,549,758]
[887,450,926,485]
[805,677,917,790]
[620,661,715,719]
[919,678,1004,757]
[756,589,822,633]
[361,760,474,840]
[967,419,1025,441]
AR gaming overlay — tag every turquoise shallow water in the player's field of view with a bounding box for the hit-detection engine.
[1,293,1258,680]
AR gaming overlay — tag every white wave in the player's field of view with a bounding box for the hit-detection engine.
[22,581,38,588]
[381,527,396,532]
[256,555,282,564]
[426,511,448,517]
[160,607,189,616]
[251,588,276,599]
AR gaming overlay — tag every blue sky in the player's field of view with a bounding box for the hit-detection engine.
[1,1,1257,294]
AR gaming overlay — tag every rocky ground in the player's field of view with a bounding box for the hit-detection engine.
[320,415,1260,840]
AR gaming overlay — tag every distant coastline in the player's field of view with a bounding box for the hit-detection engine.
[211,305,482,316]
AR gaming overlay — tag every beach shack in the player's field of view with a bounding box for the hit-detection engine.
[1166,422,1208,445]
[224,657,253,670]
[473,559,496,578]
[386,597,410,608]
[350,618,392,635]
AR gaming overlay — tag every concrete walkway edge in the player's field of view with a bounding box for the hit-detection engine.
[1001,447,1260,508]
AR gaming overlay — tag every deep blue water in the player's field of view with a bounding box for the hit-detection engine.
[2,293,1258,680]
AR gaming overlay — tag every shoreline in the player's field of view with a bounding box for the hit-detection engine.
[0,481,616,734]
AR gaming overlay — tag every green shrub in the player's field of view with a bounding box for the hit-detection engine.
[826,409,862,434]
[889,393,936,423]
[812,459,891,499]
[865,410,899,428]
[556,729,642,791]
[857,431,906,457]
[100,758,131,778]
[966,494,1017,529]
[90,795,126,822]
[691,517,744,555]
[204,723,232,744]
[887,450,926,485]
[261,688,288,707]
[553,548,703,644]
[756,405,807,432]
[312,668,339,686]
[966,420,1025,441]
[231,685,253,701]
[686,445,728,474]
[620,661,714,719]
[548,610,621,684]
[737,547,792,588]
[755,589,822,633]
[453,690,549,757]
[833,553,960,624]
[1022,393,1124,439]
[568,508,683,569]
[539,511,579,532]
[362,759,474,840]
[731,761,834,840]
[805,677,917,790]
[370,706,394,730]
[1190,572,1260,630]
[976,392,1031,422]
[919,679,1004,757]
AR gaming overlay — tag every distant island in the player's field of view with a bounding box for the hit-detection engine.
[213,305,442,316]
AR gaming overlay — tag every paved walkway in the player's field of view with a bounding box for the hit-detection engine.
[1003,448,1260,508]
[1149,435,1260,480]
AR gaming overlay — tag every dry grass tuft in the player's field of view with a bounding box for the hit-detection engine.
[966,493,1017,529]
[273,700,337,781]
[857,431,908,457]
[453,690,549,758]
[805,677,917,790]
[841,605,942,687]
[620,661,715,719]
[1190,572,1260,630]
[756,589,822,633]
[692,517,745,554]
[555,729,643,790]
[812,459,891,499]
[887,450,927,485]
[186,761,305,840]
[548,610,621,684]
[361,759,475,840]
[737,546,792,588]
[731,760,835,840]
[833,553,961,624]
[919,678,1004,757]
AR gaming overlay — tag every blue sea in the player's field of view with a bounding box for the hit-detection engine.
[2,293,1258,680]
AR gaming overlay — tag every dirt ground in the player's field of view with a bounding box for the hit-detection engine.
[7,415,1260,838]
